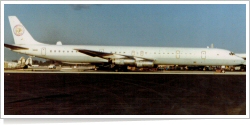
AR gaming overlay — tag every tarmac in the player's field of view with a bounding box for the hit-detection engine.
[3,70,246,116]
[4,68,247,75]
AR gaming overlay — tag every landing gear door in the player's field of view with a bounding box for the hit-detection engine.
[41,47,46,56]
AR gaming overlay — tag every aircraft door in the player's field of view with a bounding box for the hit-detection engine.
[201,51,206,59]
[176,50,180,59]
[41,47,46,56]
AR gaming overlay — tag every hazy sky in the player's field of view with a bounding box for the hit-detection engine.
[3,4,246,61]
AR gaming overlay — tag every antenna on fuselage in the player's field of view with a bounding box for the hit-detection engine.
[211,43,214,48]
[207,43,214,48]
[56,41,62,45]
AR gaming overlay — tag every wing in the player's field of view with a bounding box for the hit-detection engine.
[75,49,154,61]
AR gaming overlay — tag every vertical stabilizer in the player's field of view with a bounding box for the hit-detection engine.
[17,57,26,67]
[8,16,43,45]
[25,57,33,66]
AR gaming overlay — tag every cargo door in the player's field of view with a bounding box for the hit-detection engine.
[41,47,46,56]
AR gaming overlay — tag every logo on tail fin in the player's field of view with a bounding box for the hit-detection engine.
[13,25,25,36]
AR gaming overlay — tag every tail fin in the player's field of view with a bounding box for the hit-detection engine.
[25,57,33,66]
[17,57,26,67]
[8,16,43,45]
[17,57,32,69]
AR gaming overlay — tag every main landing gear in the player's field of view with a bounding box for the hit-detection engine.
[215,66,226,73]
[113,65,128,72]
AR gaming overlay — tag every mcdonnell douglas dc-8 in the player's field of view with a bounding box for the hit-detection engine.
[4,16,245,71]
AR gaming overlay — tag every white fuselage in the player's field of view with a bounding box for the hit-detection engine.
[12,44,244,66]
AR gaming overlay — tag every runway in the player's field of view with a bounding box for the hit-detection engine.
[4,69,246,75]
[4,71,246,116]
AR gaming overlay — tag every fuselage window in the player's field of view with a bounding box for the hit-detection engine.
[54,50,56,52]
[50,50,52,53]
[59,50,60,53]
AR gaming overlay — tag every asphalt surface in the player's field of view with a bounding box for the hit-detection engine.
[4,69,247,75]
[4,73,246,115]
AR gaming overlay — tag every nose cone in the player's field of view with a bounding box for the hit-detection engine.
[234,54,246,64]
[235,56,245,65]
[242,60,246,65]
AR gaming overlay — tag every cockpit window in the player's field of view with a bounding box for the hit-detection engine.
[229,52,235,55]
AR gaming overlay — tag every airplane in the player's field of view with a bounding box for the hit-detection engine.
[4,16,245,72]
[236,53,246,60]
[4,56,32,69]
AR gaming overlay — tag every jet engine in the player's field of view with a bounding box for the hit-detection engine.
[112,59,154,68]
[136,61,154,68]
[113,59,135,65]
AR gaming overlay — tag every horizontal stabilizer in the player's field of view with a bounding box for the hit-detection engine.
[4,44,29,50]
